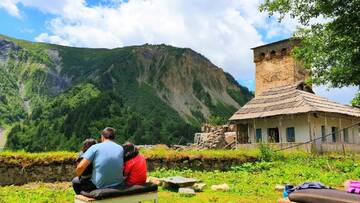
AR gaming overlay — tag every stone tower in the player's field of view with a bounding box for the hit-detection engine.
[253,39,309,96]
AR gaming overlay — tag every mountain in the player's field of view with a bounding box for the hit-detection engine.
[0,34,253,152]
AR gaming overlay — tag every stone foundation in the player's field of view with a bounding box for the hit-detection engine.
[0,157,257,186]
[194,124,236,149]
[0,164,74,185]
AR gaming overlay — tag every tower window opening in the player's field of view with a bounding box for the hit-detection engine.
[260,52,265,60]
[270,50,276,58]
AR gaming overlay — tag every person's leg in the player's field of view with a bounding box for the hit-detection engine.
[72,177,97,194]
[72,177,82,194]
[80,178,97,192]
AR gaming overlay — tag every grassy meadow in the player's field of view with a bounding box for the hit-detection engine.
[0,148,360,202]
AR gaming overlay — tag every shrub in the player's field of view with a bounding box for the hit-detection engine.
[259,143,282,161]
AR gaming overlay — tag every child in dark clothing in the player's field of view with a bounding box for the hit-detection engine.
[123,142,147,186]
[76,139,97,180]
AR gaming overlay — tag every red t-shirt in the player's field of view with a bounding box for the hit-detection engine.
[123,154,147,186]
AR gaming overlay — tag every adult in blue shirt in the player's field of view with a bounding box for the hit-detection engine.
[72,127,124,194]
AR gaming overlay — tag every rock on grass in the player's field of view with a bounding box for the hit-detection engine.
[211,183,229,191]
[178,187,196,196]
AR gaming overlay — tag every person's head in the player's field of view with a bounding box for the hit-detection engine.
[101,127,116,142]
[123,142,139,162]
[81,138,97,152]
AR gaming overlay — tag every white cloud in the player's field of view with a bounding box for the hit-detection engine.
[2,0,299,88]
[4,0,357,103]
[29,0,267,85]
[0,0,71,17]
[35,33,71,46]
[17,0,70,14]
[0,0,21,18]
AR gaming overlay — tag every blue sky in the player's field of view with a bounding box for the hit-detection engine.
[0,0,358,104]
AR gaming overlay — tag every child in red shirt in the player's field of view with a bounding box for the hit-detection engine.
[122,142,147,186]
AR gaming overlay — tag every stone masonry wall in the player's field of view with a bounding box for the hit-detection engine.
[253,39,309,96]
[255,55,297,96]
[0,157,257,186]
[194,124,236,149]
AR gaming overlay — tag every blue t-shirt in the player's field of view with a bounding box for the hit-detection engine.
[82,141,124,189]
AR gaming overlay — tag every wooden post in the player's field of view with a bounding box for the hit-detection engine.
[352,118,355,144]
[235,124,238,150]
[324,113,327,142]
[339,117,343,142]
[308,113,312,141]
[308,113,315,153]
[253,119,256,143]
[321,113,328,153]
[247,122,250,144]
[279,116,283,149]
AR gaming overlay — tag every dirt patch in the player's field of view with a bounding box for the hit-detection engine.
[21,182,72,190]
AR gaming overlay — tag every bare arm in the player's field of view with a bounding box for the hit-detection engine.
[76,158,90,177]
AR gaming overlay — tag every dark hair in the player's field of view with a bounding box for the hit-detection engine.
[81,138,97,153]
[101,127,116,140]
[123,142,139,162]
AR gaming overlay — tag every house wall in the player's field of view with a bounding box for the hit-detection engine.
[246,113,360,144]
[248,114,310,143]
[311,113,360,144]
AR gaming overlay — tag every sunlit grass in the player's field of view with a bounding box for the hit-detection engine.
[0,151,77,167]
[2,145,359,168]
[0,146,261,167]
[1,154,359,203]
[140,145,261,160]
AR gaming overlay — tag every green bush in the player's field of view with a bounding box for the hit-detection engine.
[231,161,273,173]
[259,143,283,161]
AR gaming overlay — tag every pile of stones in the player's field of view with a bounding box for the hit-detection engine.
[193,124,237,149]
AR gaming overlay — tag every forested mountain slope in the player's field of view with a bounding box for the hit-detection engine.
[0,35,253,151]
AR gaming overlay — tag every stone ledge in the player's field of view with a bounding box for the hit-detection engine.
[0,156,257,186]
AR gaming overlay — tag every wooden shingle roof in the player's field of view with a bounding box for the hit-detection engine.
[230,82,360,121]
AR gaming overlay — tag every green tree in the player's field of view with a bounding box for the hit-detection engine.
[260,0,360,105]
[208,115,227,125]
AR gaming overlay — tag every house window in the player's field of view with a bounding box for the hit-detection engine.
[268,128,280,143]
[344,128,349,143]
[321,126,326,142]
[332,127,339,142]
[256,128,262,143]
[286,127,295,142]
